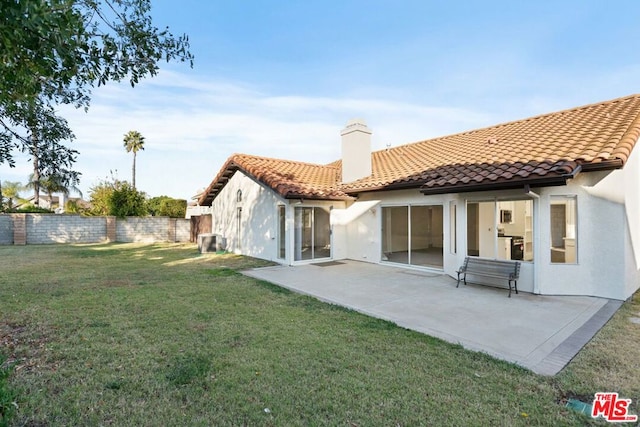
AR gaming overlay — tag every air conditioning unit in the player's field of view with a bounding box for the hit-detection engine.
[197,233,217,253]
[197,234,227,253]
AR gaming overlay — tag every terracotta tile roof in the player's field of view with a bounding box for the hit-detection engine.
[199,94,640,205]
[344,94,640,194]
[199,154,349,205]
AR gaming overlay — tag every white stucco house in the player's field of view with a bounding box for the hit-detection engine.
[197,94,640,301]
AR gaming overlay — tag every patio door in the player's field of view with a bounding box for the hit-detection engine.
[294,207,331,261]
[381,205,443,268]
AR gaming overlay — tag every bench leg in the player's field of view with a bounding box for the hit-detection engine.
[507,279,519,297]
[456,272,468,288]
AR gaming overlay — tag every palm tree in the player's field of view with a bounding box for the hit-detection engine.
[39,174,83,210]
[123,130,145,189]
[26,172,82,211]
[1,181,24,211]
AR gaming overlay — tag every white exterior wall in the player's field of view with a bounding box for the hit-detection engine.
[211,161,639,299]
[341,178,636,299]
[536,150,639,300]
[623,145,640,298]
[345,203,379,262]
[210,171,284,262]
[536,173,626,299]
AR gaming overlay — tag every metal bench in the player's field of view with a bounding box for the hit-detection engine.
[456,257,521,297]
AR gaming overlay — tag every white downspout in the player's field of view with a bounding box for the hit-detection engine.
[525,185,541,294]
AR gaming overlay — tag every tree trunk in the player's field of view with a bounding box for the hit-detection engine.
[132,151,137,189]
[31,131,40,206]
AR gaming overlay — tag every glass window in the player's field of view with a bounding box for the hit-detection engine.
[382,206,409,264]
[294,207,331,261]
[550,196,577,264]
[236,189,242,203]
[466,199,534,261]
[382,205,443,268]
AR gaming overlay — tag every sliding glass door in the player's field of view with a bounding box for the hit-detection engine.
[294,207,331,261]
[381,205,443,268]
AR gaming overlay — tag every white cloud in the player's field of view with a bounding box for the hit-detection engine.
[7,65,633,200]
[13,72,488,199]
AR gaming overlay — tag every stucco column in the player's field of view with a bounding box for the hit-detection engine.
[106,216,116,242]
[12,214,26,245]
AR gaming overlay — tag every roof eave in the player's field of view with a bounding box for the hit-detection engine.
[343,180,426,195]
[420,175,571,196]
[283,194,355,202]
[197,163,240,206]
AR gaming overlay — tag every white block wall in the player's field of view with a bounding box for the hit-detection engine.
[26,214,107,244]
[175,219,191,242]
[0,214,191,245]
[116,217,174,242]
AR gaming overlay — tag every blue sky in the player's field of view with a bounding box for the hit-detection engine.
[3,1,640,200]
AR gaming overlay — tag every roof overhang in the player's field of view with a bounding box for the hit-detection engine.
[419,159,625,195]
[419,175,570,195]
[198,162,240,205]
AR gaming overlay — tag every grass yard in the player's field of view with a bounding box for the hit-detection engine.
[0,243,638,426]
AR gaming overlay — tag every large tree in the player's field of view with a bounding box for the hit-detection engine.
[123,130,145,189]
[16,100,78,206]
[0,0,193,176]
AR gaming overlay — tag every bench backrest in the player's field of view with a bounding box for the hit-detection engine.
[464,257,520,279]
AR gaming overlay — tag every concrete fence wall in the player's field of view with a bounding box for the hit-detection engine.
[0,214,191,245]
[0,215,12,245]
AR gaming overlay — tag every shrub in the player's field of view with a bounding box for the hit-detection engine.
[108,181,147,218]
[147,196,186,218]
[89,179,147,217]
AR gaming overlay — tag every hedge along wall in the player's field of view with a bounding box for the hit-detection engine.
[0,214,191,245]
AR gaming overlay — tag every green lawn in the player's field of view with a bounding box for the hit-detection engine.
[0,243,638,426]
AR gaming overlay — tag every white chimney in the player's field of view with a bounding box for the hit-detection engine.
[341,118,372,183]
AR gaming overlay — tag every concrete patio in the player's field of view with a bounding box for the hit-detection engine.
[243,260,622,376]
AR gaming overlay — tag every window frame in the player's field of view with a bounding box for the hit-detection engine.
[465,198,534,262]
[549,195,578,265]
